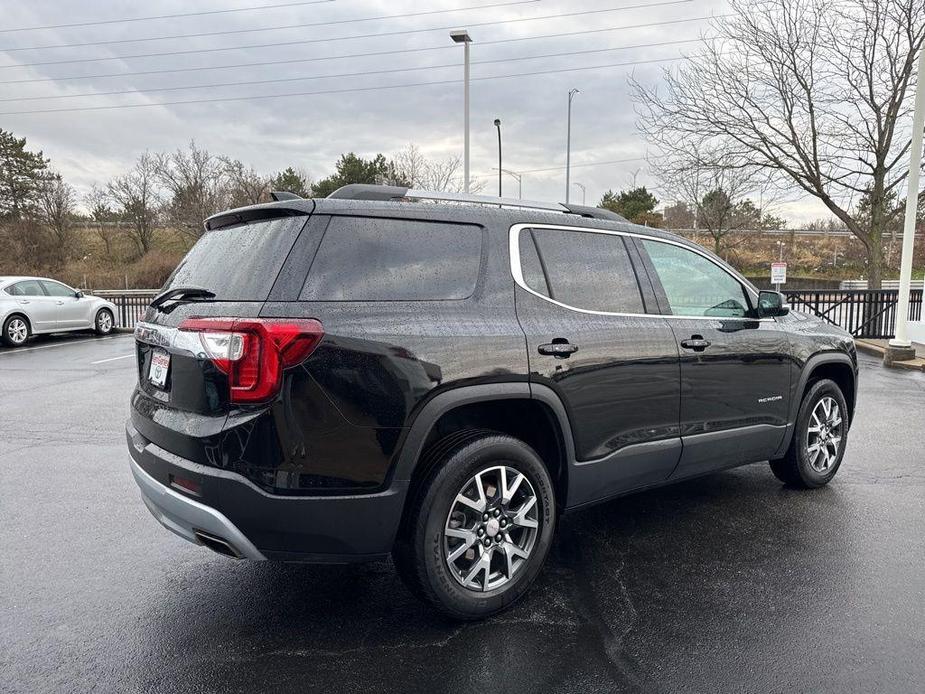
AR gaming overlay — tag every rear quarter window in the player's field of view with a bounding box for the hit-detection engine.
[163,216,307,301]
[299,216,482,301]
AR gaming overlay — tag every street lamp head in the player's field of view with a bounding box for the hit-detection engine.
[569,88,580,99]
[494,118,501,127]
[450,30,472,43]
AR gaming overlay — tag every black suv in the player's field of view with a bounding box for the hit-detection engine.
[127,185,857,619]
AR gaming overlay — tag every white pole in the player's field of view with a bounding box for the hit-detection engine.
[464,40,470,194]
[890,46,925,349]
[566,89,578,203]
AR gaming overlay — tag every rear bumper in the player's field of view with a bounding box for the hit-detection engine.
[130,456,267,560]
[127,421,408,562]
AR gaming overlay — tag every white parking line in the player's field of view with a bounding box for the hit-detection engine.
[91,353,136,365]
[0,334,131,356]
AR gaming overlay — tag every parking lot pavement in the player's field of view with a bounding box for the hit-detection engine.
[1,339,923,694]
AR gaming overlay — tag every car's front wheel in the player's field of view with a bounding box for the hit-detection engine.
[393,432,556,620]
[94,308,114,335]
[2,315,30,347]
[770,378,849,488]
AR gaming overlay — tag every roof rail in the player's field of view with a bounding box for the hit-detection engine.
[326,184,627,222]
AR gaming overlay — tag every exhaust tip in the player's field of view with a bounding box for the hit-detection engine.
[194,530,243,559]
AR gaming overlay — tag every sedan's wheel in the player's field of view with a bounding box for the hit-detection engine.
[95,309,114,335]
[394,432,556,620]
[2,316,30,347]
[770,378,849,488]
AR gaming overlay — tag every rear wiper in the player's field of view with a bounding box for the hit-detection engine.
[150,286,216,310]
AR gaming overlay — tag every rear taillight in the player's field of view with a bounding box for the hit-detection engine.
[179,317,323,404]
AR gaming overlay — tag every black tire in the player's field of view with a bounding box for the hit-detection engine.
[770,378,849,488]
[94,308,114,335]
[2,314,30,347]
[393,432,556,620]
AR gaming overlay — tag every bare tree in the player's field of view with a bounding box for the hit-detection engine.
[391,144,477,192]
[85,185,120,259]
[155,141,226,238]
[653,152,777,253]
[220,157,269,207]
[632,0,925,287]
[107,152,159,256]
[37,173,76,255]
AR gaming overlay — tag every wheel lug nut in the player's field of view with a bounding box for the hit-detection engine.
[477,527,484,536]
[482,513,489,521]
[483,538,491,547]
[493,509,500,517]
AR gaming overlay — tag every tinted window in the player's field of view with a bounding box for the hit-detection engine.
[518,228,644,314]
[301,216,481,301]
[642,240,750,318]
[163,216,306,301]
[8,280,45,297]
[41,280,75,297]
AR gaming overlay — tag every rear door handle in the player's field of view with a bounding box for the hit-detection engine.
[538,341,579,358]
[56,300,65,305]
[18,300,30,305]
[680,336,711,352]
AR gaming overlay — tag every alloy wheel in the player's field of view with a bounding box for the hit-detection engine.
[805,396,843,473]
[444,465,539,592]
[98,311,113,333]
[7,318,27,344]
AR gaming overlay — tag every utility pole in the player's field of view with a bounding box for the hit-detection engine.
[450,30,473,193]
[887,45,925,362]
[565,88,579,202]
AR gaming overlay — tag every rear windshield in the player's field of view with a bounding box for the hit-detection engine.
[163,216,306,300]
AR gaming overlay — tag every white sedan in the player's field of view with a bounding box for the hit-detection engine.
[0,276,118,347]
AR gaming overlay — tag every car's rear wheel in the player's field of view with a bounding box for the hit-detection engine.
[2,315,30,347]
[94,308,114,335]
[393,432,556,620]
[770,378,848,488]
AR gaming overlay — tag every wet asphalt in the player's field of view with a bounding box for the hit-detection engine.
[1,333,923,693]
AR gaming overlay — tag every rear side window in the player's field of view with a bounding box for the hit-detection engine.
[7,280,45,297]
[163,216,306,301]
[518,228,644,314]
[300,216,481,301]
[41,281,74,297]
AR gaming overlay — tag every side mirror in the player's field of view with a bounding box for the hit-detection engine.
[75,290,84,299]
[757,290,789,318]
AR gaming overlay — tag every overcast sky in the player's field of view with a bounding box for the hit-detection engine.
[0,0,827,222]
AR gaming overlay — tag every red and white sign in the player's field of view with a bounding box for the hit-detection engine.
[771,262,787,285]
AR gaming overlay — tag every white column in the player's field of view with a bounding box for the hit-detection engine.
[890,46,925,348]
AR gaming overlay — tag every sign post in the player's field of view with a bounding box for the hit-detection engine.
[771,262,787,292]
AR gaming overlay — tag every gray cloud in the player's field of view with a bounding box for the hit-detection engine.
[1,0,825,221]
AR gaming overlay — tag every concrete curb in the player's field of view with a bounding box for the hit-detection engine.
[854,339,925,372]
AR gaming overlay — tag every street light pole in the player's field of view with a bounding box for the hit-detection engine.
[888,45,925,356]
[450,30,472,193]
[494,168,523,198]
[494,119,502,197]
[565,88,579,203]
[572,182,586,205]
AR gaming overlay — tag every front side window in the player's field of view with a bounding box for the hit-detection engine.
[41,281,75,297]
[8,280,45,297]
[300,216,481,301]
[642,240,750,318]
[518,227,644,314]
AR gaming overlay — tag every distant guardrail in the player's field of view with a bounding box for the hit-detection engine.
[838,279,925,290]
[90,289,158,329]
